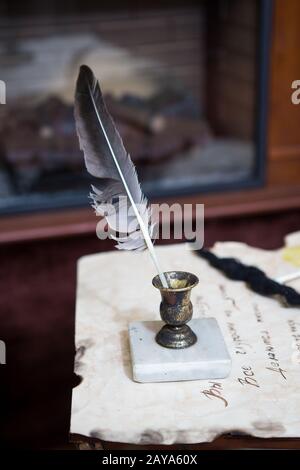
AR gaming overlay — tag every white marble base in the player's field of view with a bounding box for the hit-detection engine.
[129,318,231,383]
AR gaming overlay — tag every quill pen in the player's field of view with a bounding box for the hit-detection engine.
[74,65,168,287]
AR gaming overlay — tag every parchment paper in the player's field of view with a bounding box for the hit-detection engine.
[71,233,300,444]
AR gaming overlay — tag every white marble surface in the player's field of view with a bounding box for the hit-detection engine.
[71,232,300,444]
[129,319,231,383]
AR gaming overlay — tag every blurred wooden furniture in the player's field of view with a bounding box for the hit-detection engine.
[70,433,300,450]
[0,0,300,244]
[268,0,300,185]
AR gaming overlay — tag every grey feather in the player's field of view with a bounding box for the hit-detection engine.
[74,65,167,286]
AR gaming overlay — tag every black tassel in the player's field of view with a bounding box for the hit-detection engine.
[196,249,300,307]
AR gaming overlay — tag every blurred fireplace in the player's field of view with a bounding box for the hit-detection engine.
[0,0,271,214]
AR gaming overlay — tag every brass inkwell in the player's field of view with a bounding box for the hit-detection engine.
[152,271,199,349]
[129,268,231,382]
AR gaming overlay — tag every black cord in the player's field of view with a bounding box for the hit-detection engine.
[196,249,300,307]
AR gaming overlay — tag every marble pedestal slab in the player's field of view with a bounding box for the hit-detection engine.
[129,319,231,383]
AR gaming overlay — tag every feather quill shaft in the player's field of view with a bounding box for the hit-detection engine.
[87,82,168,287]
[75,65,168,288]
